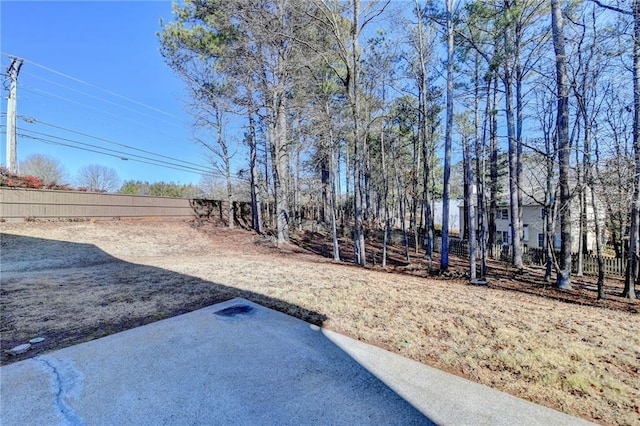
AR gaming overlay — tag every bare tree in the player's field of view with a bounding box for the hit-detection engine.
[570,3,609,298]
[591,0,638,300]
[160,0,309,243]
[405,0,438,263]
[76,164,120,192]
[192,86,237,229]
[19,154,65,184]
[310,0,390,266]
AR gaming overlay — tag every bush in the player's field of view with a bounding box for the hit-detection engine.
[0,167,71,191]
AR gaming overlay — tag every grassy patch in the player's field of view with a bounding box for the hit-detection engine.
[1,221,639,425]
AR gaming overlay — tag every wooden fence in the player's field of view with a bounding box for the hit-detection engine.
[440,237,626,278]
[0,187,251,226]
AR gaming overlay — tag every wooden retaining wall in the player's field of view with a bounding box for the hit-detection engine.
[0,187,251,226]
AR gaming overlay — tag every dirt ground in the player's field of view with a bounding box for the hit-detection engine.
[1,219,638,425]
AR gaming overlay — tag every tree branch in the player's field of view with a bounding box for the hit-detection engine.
[589,0,632,16]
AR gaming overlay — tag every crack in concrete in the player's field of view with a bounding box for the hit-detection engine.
[36,356,85,426]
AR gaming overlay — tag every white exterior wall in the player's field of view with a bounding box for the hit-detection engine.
[488,207,546,248]
[521,206,546,248]
[433,199,463,235]
[459,196,600,253]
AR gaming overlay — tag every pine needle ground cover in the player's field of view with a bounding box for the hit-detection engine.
[1,220,638,425]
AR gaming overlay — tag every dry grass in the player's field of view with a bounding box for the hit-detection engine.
[1,220,639,425]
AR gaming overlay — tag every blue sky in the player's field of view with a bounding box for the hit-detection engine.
[1,1,223,186]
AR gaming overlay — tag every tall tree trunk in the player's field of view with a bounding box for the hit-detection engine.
[224,157,234,229]
[422,127,434,264]
[263,110,273,230]
[350,0,366,266]
[330,142,341,261]
[501,2,524,270]
[464,134,477,281]
[247,94,262,233]
[552,0,572,289]
[212,107,234,229]
[477,67,491,280]
[504,76,524,269]
[488,74,499,258]
[393,137,410,262]
[380,127,388,267]
[462,150,470,240]
[415,0,434,264]
[271,90,290,245]
[441,0,455,271]
[587,128,606,299]
[321,159,329,224]
[624,0,640,299]
[412,128,421,255]
[577,189,586,276]
[324,100,341,262]
[504,72,523,269]
[575,95,585,278]
[295,141,302,231]
[515,29,525,265]
[344,140,351,222]
[544,148,556,283]
[364,134,372,224]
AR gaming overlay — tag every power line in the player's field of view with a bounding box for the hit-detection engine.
[0,53,246,182]
[20,116,207,170]
[4,54,188,138]
[18,132,212,176]
[17,127,214,175]
[2,126,247,181]
[14,131,246,182]
[0,52,182,120]
[19,85,179,134]
[21,72,183,128]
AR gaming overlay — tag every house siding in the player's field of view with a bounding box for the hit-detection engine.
[459,193,601,253]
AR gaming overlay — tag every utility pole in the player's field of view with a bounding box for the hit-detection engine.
[5,57,23,173]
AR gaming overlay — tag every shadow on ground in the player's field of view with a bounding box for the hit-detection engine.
[290,230,639,314]
[290,230,410,267]
[0,233,327,366]
[1,234,440,424]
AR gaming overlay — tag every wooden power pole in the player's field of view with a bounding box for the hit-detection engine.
[5,57,23,173]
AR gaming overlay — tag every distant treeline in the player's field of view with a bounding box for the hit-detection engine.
[119,180,200,198]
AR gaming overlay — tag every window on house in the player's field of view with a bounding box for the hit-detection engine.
[538,233,544,248]
[501,230,509,244]
[523,224,529,241]
[500,209,509,220]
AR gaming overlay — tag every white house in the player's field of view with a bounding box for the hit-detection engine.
[459,193,602,254]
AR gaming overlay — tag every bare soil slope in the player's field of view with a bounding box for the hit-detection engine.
[1,219,638,425]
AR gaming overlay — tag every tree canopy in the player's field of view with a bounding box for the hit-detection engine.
[158,0,637,298]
